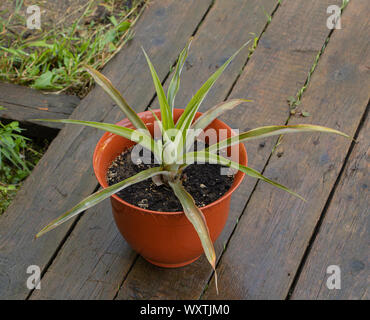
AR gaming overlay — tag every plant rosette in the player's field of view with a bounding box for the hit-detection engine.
[93,108,247,268]
[35,39,349,293]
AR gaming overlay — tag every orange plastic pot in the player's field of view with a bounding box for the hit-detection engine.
[93,109,247,268]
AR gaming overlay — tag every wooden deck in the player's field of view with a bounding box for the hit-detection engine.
[0,0,368,300]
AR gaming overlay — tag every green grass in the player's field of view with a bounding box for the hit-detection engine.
[0,120,46,214]
[341,0,350,10]
[0,0,147,97]
[248,33,259,58]
[287,42,325,111]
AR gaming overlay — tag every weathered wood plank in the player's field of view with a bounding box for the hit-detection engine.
[31,0,280,300]
[0,81,79,134]
[291,110,369,300]
[116,0,345,300]
[0,0,213,300]
[32,199,137,300]
[203,0,370,299]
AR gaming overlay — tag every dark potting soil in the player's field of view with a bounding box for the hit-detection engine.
[106,147,235,212]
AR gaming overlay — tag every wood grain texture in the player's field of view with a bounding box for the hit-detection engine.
[0,0,213,300]
[203,0,370,299]
[116,0,343,300]
[33,199,137,300]
[0,81,79,134]
[291,110,369,300]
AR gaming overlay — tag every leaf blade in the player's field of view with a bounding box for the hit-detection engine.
[36,167,166,238]
[169,180,218,293]
[207,124,350,152]
[84,65,149,134]
[142,48,174,130]
[191,99,252,131]
[32,118,161,161]
[167,38,193,113]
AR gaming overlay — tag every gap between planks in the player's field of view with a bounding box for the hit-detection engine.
[286,103,369,299]
[291,104,369,299]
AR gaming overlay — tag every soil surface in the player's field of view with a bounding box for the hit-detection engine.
[107,147,235,212]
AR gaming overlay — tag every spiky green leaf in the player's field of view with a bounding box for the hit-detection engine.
[169,180,218,293]
[142,48,174,130]
[207,124,350,152]
[167,38,193,113]
[36,167,166,238]
[191,99,251,131]
[33,118,161,161]
[84,65,149,134]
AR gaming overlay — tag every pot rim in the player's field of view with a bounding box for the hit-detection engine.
[93,108,247,215]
